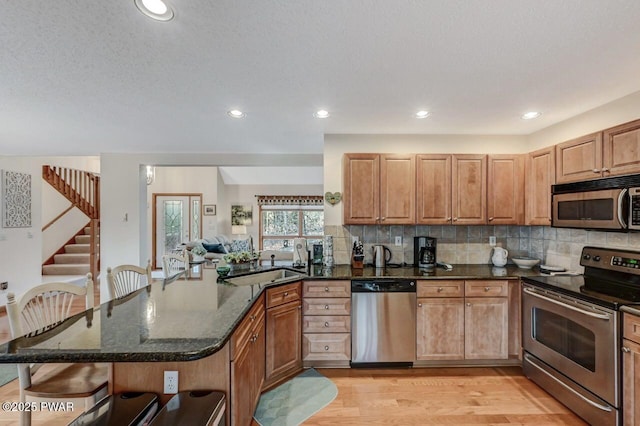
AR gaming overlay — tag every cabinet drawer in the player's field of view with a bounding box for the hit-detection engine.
[465,280,508,297]
[624,313,640,344]
[266,282,301,309]
[303,333,351,361]
[231,295,265,359]
[304,281,350,298]
[303,298,351,316]
[417,280,463,298]
[303,315,351,333]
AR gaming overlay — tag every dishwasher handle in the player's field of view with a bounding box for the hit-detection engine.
[351,280,416,293]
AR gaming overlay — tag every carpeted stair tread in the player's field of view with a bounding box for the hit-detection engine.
[64,243,90,253]
[53,253,89,264]
[42,264,90,275]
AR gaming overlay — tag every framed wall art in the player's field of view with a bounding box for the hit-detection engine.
[203,204,216,216]
[231,204,253,225]
[2,170,32,228]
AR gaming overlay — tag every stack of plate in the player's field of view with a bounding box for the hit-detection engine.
[539,264,566,274]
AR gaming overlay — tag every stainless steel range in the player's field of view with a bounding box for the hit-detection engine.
[522,246,640,426]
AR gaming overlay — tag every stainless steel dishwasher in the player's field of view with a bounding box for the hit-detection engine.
[351,279,416,367]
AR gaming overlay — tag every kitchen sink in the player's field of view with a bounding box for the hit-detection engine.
[224,269,304,287]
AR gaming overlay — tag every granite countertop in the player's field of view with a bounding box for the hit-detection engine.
[0,262,542,364]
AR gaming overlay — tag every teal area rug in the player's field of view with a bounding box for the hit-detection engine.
[254,368,337,426]
[0,364,17,386]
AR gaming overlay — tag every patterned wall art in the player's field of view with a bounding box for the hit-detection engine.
[2,170,32,228]
[231,204,253,226]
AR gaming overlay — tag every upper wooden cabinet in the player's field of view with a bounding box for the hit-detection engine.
[603,119,640,177]
[416,154,452,224]
[555,132,603,183]
[452,155,487,225]
[526,147,555,225]
[487,155,525,225]
[343,153,415,224]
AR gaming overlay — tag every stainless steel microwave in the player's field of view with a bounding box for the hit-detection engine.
[552,175,640,231]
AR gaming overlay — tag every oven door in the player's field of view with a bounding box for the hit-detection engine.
[522,285,619,406]
[552,188,627,230]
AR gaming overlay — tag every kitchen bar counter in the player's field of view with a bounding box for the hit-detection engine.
[0,262,543,364]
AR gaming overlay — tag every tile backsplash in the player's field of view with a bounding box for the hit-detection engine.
[324,224,640,272]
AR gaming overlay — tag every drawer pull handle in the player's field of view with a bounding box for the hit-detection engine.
[622,347,631,353]
[324,322,329,327]
[437,287,443,292]
[324,345,330,351]
[325,287,329,292]
[484,287,490,292]
[324,305,330,310]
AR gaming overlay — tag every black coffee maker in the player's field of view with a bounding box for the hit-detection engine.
[414,236,437,269]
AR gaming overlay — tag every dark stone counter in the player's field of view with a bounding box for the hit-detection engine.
[0,262,543,364]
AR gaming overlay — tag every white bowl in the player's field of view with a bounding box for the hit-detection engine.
[512,257,540,269]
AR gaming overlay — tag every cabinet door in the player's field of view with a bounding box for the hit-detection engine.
[416,298,464,360]
[231,339,254,426]
[603,119,640,177]
[555,132,603,183]
[416,154,452,224]
[343,154,379,224]
[464,297,508,360]
[265,300,302,386]
[452,155,487,225]
[622,338,640,426]
[526,146,555,225]
[487,155,524,225]
[253,315,266,398]
[380,154,416,224]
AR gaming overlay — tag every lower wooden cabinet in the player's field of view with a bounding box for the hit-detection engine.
[623,313,640,425]
[264,282,302,389]
[302,333,351,362]
[417,297,464,360]
[464,297,508,359]
[231,294,265,426]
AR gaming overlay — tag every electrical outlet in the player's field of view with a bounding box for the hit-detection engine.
[164,370,178,394]
[489,236,496,246]
[395,236,402,246]
[0,282,7,291]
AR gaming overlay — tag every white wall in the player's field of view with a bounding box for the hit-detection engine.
[323,134,527,226]
[0,156,98,305]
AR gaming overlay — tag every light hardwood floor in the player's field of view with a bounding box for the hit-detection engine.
[0,281,585,425]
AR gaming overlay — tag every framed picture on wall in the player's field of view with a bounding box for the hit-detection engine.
[203,204,216,216]
[231,204,252,225]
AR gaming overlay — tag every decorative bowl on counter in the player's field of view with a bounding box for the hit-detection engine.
[512,257,540,269]
[216,266,230,277]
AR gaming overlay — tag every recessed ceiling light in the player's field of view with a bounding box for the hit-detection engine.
[521,111,541,120]
[134,0,174,21]
[415,110,430,119]
[313,110,330,119]
[227,109,245,119]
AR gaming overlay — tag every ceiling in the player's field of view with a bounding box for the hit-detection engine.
[3,1,640,156]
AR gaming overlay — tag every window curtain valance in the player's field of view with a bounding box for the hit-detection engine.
[256,195,323,206]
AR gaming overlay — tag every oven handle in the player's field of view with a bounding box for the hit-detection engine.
[523,288,611,320]
[618,188,628,228]
[524,354,613,413]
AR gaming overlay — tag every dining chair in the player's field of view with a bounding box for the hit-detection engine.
[106,260,152,299]
[5,273,108,426]
[162,251,189,279]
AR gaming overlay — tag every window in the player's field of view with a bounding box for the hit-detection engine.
[257,196,324,251]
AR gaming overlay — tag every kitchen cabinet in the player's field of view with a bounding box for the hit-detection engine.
[231,294,265,426]
[416,280,510,362]
[603,118,640,177]
[264,282,302,389]
[526,146,555,225]
[622,312,640,425]
[556,132,603,183]
[302,280,351,366]
[343,153,415,224]
[417,154,486,225]
[452,155,487,225]
[487,155,525,225]
[416,281,464,360]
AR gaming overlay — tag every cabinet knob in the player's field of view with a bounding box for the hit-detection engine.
[325,287,329,292]
[298,305,302,309]
[437,287,443,292]
[592,168,601,173]
[418,303,423,307]
[284,292,289,296]
[602,167,610,173]
[250,315,256,321]
[453,217,458,222]
[324,322,330,327]
[446,217,452,221]
[381,217,386,220]
[324,345,330,351]
[488,217,494,221]
[622,347,631,353]
[466,302,471,307]
[484,287,490,292]
[376,217,380,221]
[324,305,330,310]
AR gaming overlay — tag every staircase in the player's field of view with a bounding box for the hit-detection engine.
[42,225,98,276]
[42,165,100,279]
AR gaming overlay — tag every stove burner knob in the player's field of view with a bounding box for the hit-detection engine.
[582,254,591,260]
[593,255,601,262]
